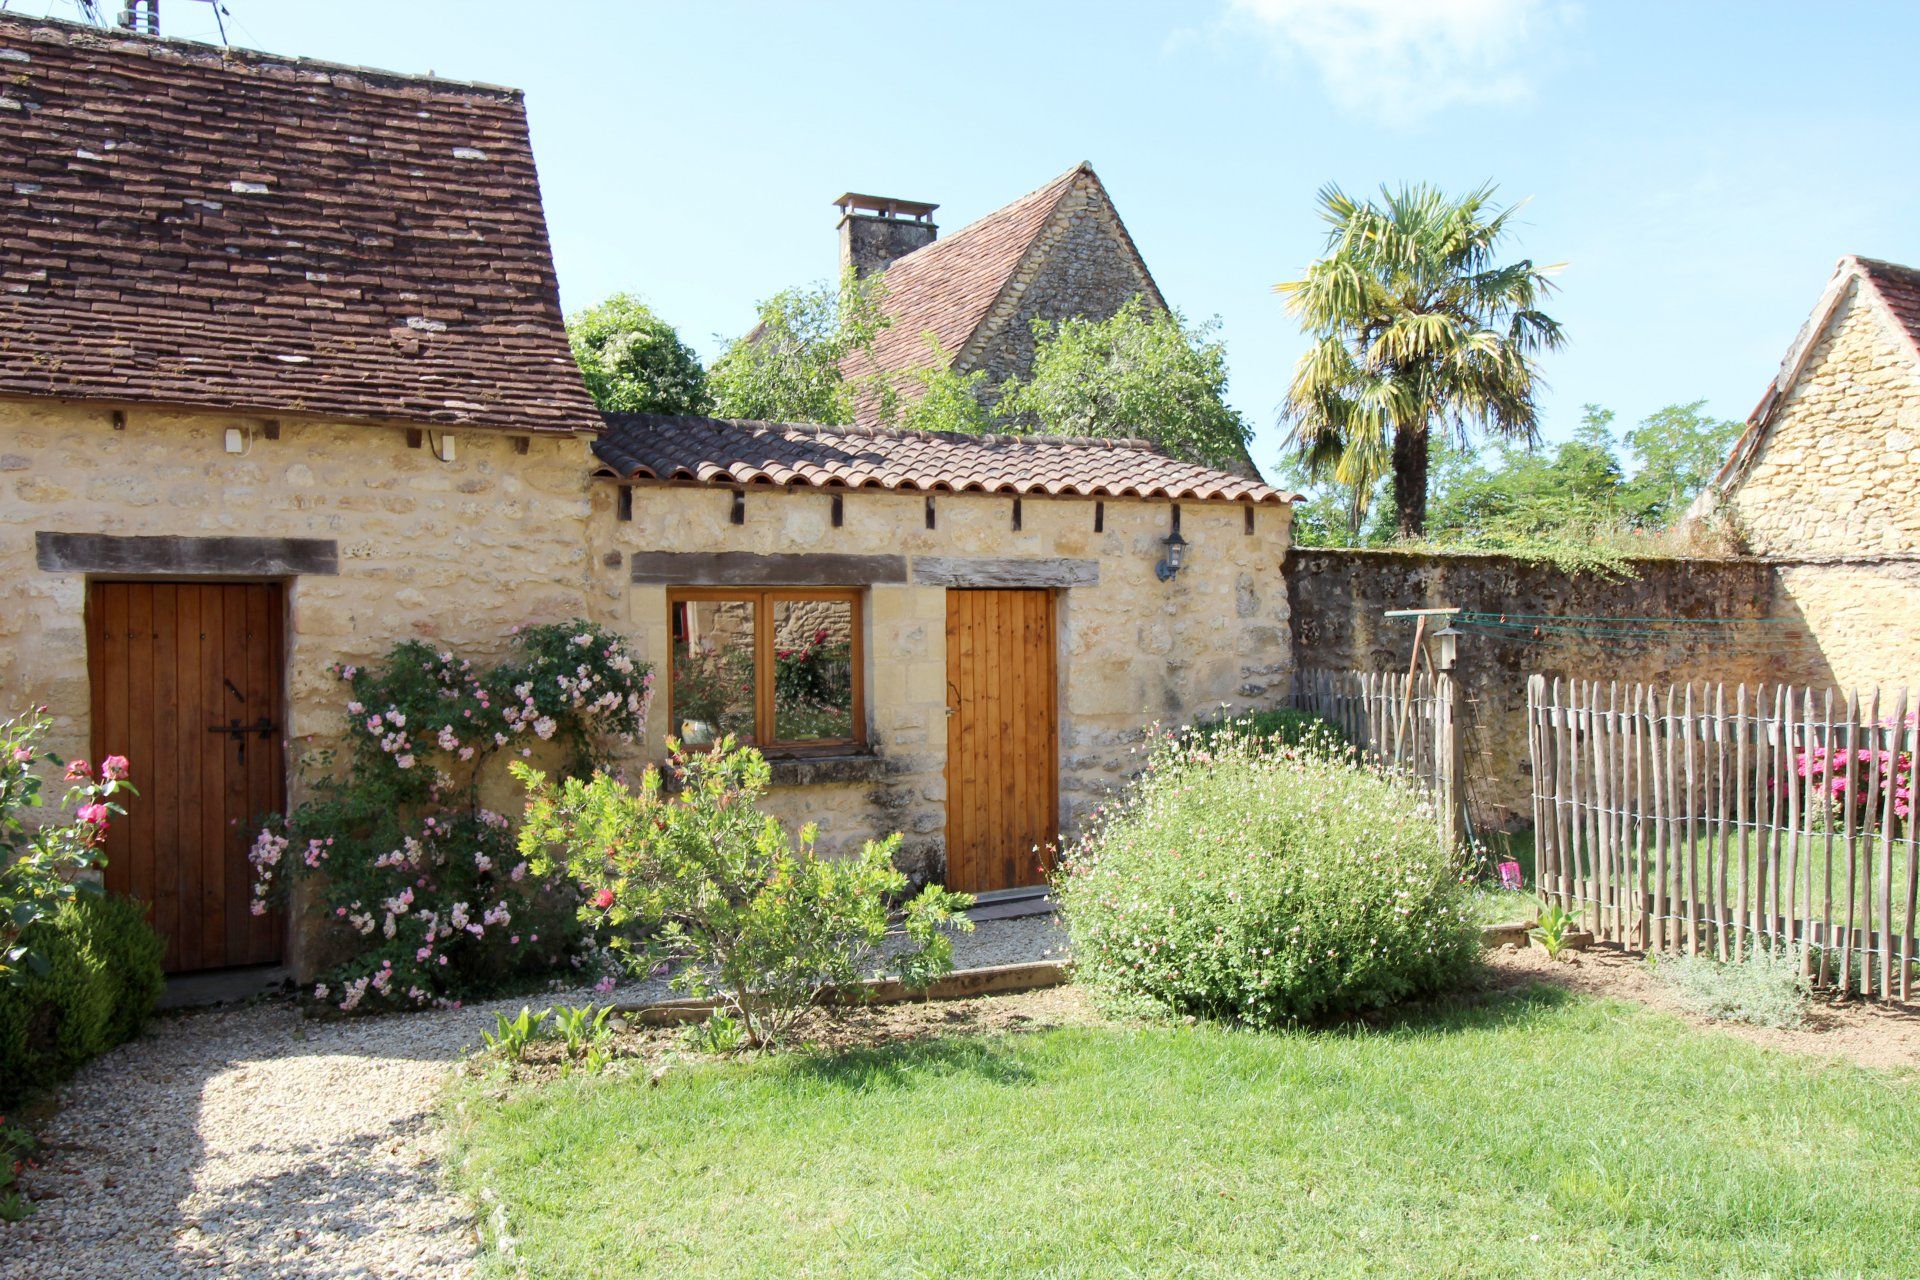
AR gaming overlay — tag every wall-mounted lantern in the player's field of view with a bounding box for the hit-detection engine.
[1155,528,1188,581]
[1428,623,1460,671]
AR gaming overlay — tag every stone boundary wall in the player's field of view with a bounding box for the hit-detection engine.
[1286,548,1839,830]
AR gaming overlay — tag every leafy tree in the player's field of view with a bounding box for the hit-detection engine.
[1283,400,1741,555]
[1278,183,1564,538]
[566,294,711,416]
[997,296,1252,469]
[886,340,997,435]
[1620,399,1742,524]
[707,269,890,424]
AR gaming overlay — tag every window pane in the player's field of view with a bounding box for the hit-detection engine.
[671,598,757,746]
[772,598,855,742]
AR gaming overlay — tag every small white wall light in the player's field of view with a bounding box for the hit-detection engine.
[433,432,458,463]
[223,426,247,455]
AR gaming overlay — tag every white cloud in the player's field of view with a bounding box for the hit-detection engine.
[1226,0,1575,123]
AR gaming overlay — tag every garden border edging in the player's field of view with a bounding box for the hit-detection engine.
[613,960,1070,1026]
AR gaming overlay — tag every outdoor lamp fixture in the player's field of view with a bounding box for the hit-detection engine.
[1155,528,1188,581]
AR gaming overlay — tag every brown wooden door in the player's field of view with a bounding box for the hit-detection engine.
[87,581,286,972]
[944,589,1059,894]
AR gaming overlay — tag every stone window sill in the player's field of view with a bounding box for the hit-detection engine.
[764,752,887,788]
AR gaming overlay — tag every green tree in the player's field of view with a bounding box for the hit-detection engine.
[886,339,997,435]
[707,270,890,424]
[997,296,1251,469]
[565,294,711,416]
[1620,399,1742,524]
[1278,183,1564,538]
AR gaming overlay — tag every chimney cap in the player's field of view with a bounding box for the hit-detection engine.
[833,192,938,222]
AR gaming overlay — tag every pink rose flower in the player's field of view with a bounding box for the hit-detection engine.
[65,758,92,781]
[101,755,130,781]
[75,802,110,826]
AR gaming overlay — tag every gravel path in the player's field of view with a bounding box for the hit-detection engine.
[0,915,1063,1280]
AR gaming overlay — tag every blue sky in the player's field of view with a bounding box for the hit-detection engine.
[37,0,1919,470]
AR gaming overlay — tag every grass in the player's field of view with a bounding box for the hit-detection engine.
[448,989,1920,1279]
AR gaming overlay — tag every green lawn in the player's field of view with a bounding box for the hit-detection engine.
[447,988,1920,1279]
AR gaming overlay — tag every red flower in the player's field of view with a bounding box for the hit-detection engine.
[591,888,616,910]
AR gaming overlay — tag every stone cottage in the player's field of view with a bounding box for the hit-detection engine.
[1691,255,1920,686]
[590,414,1292,894]
[835,164,1168,429]
[0,16,607,973]
[1,15,1297,973]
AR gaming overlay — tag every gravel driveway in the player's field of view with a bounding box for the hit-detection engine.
[0,914,1063,1280]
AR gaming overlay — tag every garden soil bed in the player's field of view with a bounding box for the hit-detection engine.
[1483,943,1920,1072]
[488,984,1097,1086]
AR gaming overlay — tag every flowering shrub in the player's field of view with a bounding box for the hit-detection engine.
[1795,714,1914,827]
[250,622,652,1013]
[1054,726,1480,1025]
[0,708,136,983]
[514,738,973,1048]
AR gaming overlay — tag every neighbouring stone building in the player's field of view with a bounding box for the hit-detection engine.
[835,164,1169,428]
[1691,255,1920,687]
[0,15,1296,975]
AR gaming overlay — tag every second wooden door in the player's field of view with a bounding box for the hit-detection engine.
[943,588,1059,894]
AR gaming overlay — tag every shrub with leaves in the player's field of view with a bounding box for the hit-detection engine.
[0,708,137,983]
[514,738,973,1048]
[250,622,653,1013]
[1055,727,1479,1025]
[1651,946,1813,1030]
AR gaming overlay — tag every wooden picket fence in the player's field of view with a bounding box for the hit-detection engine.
[1527,676,1920,1001]
[1290,668,1463,840]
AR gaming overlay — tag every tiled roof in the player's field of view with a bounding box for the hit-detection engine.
[593,412,1293,504]
[0,15,597,434]
[847,166,1083,391]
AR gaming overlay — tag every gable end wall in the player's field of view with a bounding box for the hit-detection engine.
[1730,283,1920,558]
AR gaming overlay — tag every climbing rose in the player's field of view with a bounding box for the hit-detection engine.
[101,754,130,781]
[64,758,92,781]
[75,803,110,827]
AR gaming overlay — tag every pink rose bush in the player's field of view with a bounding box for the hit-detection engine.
[1793,711,1916,828]
[249,622,650,1012]
[0,707,139,982]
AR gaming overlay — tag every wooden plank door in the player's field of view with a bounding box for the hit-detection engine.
[944,589,1059,894]
[87,581,286,972]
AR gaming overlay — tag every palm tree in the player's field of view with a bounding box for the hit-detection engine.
[1277,183,1564,538]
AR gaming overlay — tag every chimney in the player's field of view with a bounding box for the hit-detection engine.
[834,192,939,278]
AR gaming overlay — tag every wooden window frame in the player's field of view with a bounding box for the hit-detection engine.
[666,587,866,756]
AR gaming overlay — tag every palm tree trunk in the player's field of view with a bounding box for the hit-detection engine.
[1392,421,1430,538]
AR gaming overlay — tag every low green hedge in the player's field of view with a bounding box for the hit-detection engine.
[0,892,162,1104]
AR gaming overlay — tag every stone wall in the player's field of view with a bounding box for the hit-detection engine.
[596,484,1293,880]
[962,173,1162,393]
[1725,281,1920,558]
[0,400,606,801]
[1287,548,1833,829]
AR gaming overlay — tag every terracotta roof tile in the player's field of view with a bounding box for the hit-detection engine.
[594,412,1294,504]
[839,167,1085,416]
[0,15,596,434]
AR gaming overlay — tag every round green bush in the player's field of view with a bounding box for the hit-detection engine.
[1056,731,1480,1025]
[0,892,162,1103]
